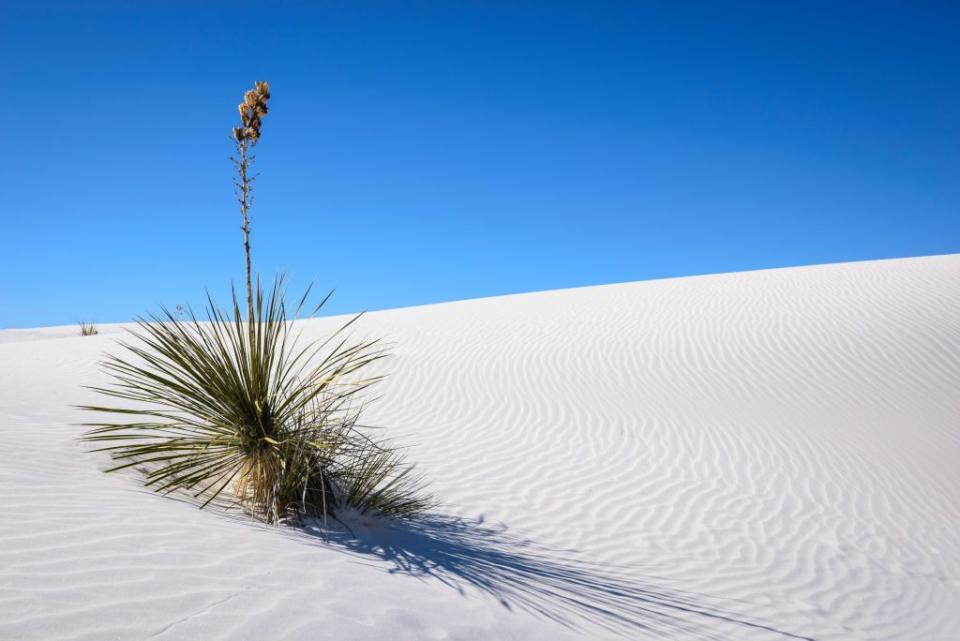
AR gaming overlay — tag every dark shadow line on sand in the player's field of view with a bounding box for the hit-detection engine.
[304,513,816,641]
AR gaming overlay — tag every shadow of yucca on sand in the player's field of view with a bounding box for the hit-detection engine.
[306,514,816,641]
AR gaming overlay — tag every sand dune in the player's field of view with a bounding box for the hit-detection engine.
[1,255,958,640]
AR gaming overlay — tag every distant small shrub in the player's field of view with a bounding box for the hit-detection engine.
[79,321,98,336]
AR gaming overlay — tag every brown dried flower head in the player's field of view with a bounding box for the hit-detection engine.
[234,81,271,144]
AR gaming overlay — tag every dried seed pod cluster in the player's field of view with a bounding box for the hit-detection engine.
[233,81,270,145]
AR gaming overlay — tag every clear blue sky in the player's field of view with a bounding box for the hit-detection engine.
[2,1,958,328]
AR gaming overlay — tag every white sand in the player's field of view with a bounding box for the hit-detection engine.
[1,254,958,640]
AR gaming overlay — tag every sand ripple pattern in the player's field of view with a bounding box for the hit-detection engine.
[1,255,959,640]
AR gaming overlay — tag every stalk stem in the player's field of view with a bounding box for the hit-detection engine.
[238,139,255,337]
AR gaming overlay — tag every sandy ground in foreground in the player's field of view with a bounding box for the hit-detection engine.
[1,254,958,640]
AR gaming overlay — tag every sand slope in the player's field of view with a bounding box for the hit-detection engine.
[1,254,958,640]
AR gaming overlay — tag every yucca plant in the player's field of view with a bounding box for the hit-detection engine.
[81,81,432,525]
[82,278,432,524]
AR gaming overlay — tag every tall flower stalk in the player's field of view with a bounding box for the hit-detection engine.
[232,81,271,332]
